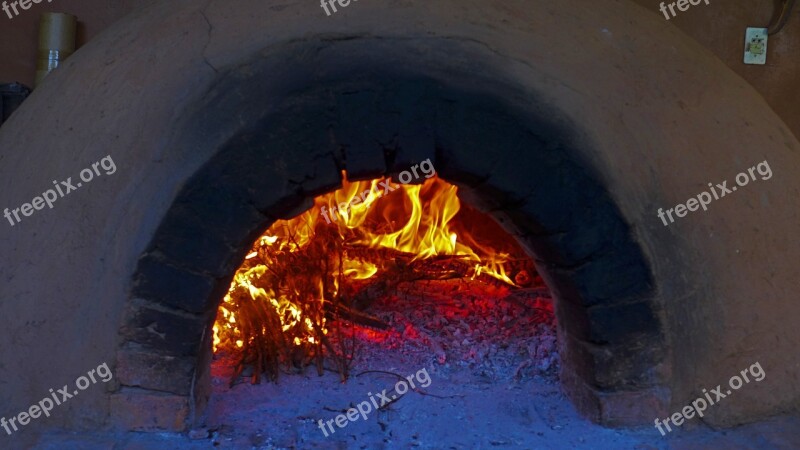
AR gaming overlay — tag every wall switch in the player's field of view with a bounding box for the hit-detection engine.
[744,27,768,65]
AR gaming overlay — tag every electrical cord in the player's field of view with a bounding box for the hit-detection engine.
[768,0,796,35]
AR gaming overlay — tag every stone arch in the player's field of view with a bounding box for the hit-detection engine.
[119,39,666,429]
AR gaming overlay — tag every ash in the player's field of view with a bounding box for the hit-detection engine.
[348,277,560,383]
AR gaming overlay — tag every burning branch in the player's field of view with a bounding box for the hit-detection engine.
[212,176,527,386]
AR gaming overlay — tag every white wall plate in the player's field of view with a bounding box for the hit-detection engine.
[744,27,768,65]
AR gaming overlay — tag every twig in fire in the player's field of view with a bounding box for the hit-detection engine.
[330,245,356,381]
[221,223,362,386]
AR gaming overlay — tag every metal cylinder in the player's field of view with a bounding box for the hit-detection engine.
[35,13,77,87]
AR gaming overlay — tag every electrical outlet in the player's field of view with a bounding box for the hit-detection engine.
[744,27,768,65]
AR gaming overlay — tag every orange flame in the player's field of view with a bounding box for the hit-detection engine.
[212,173,514,353]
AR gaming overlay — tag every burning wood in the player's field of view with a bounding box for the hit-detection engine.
[213,175,535,385]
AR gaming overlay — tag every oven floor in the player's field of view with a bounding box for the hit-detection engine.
[28,350,800,449]
[25,284,800,449]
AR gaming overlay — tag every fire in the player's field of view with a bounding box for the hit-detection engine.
[212,173,516,358]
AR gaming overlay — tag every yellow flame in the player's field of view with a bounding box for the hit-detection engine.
[343,258,378,279]
[317,174,514,284]
[212,173,515,353]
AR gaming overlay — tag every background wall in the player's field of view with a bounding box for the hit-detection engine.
[633,0,800,137]
[0,0,147,85]
[2,0,796,138]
